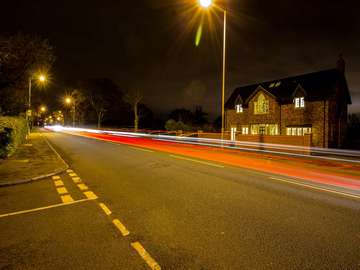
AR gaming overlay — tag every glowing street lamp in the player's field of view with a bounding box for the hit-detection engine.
[40,106,47,113]
[198,0,227,140]
[199,0,212,8]
[64,96,76,127]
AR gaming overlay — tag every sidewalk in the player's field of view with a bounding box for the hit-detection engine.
[0,132,68,186]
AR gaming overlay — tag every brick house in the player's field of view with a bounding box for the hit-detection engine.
[225,60,351,148]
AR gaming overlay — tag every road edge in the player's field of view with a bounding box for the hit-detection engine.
[0,133,69,187]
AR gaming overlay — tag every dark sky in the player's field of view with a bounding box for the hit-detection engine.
[1,0,360,118]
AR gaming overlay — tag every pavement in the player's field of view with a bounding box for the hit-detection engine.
[0,132,68,186]
[1,130,358,269]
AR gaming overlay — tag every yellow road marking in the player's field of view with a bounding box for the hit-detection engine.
[270,177,360,200]
[72,177,81,183]
[0,198,96,219]
[112,219,130,236]
[66,169,74,173]
[69,173,77,177]
[130,146,154,153]
[54,180,64,187]
[77,183,88,191]
[83,191,98,200]
[99,203,112,215]
[170,155,225,168]
[52,176,61,180]
[56,187,68,195]
[61,195,74,203]
[131,242,161,270]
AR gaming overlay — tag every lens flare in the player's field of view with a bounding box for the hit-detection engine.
[199,0,212,8]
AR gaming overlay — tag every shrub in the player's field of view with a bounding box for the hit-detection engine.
[165,119,192,131]
[0,117,27,158]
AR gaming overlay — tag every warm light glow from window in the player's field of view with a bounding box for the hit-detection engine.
[199,0,212,8]
[235,104,243,113]
[295,97,305,108]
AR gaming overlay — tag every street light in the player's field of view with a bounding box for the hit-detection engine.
[199,0,212,8]
[27,73,47,133]
[64,96,76,127]
[40,106,46,113]
[198,0,227,140]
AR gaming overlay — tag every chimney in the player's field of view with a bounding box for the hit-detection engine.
[336,54,345,73]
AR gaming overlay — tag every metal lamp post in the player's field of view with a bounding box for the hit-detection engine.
[199,0,227,140]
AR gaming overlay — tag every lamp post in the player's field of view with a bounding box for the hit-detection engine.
[199,0,227,140]
[27,74,47,132]
[65,97,76,127]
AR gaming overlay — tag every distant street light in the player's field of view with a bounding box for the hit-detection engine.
[64,96,76,127]
[198,0,227,140]
[28,73,47,110]
[40,106,46,113]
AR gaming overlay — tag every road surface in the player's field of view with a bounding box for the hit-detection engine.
[1,130,359,269]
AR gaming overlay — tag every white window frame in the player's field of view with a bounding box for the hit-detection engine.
[300,97,305,108]
[235,104,243,113]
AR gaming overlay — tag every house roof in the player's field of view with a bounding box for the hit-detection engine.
[225,68,352,109]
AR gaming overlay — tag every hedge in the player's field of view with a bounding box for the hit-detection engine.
[0,116,28,158]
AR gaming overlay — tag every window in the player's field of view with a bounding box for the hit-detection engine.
[250,124,278,135]
[235,104,243,113]
[254,94,269,114]
[275,82,281,87]
[269,82,275,88]
[241,126,249,135]
[286,127,312,136]
[295,97,305,108]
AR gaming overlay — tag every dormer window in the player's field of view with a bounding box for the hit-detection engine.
[295,97,305,108]
[235,104,243,113]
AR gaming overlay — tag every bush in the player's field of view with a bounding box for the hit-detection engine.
[0,117,27,158]
[165,119,192,131]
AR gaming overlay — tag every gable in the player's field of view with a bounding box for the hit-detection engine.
[246,86,276,104]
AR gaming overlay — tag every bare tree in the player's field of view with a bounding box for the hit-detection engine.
[125,90,143,132]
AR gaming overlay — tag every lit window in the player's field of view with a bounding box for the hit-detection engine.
[242,127,249,135]
[235,104,243,113]
[300,97,305,107]
[287,127,312,136]
[295,97,305,108]
[275,82,281,87]
[269,83,275,88]
[254,94,269,114]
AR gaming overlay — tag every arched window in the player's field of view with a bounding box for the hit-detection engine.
[254,93,269,114]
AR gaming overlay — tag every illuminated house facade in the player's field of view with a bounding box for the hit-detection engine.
[225,62,351,148]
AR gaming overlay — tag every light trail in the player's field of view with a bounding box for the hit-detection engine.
[45,126,360,164]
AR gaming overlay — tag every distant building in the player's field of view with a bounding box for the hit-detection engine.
[225,57,351,148]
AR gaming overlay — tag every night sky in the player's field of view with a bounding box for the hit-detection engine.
[1,0,359,118]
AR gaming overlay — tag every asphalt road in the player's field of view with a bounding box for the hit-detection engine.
[1,131,360,269]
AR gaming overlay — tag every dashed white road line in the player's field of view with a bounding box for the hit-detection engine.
[129,146,154,153]
[170,154,225,168]
[68,173,77,177]
[66,169,74,173]
[269,177,360,200]
[52,175,61,180]
[131,242,161,270]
